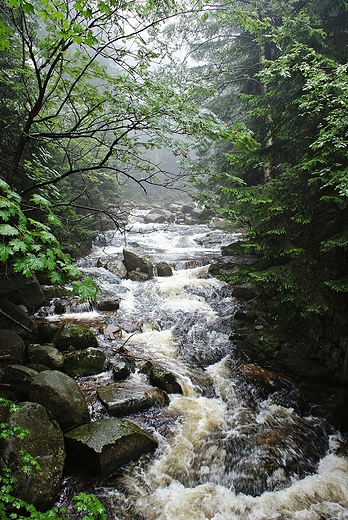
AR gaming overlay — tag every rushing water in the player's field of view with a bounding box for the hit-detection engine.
[52,211,348,520]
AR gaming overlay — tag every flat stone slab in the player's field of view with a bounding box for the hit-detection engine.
[64,417,158,476]
[97,380,170,416]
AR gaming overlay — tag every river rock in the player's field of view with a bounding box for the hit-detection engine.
[0,273,46,310]
[144,212,166,224]
[97,380,170,415]
[209,255,259,277]
[28,370,90,431]
[1,364,38,400]
[64,347,106,377]
[52,323,98,351]
[0,401,65,511]
[97,299,120,311]
[233,283,260,301]
[37,322,60,343]
[143,363,183,394]
[123,249,154,278]
[0,299,37,339]
[111,359,131,381]
[64,417,158,477]
[156,262,173,277]
[104,259,128,278]
[28,343,64,370]
[0,330,25,365]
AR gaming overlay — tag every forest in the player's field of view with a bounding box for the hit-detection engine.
[1,0,348,517]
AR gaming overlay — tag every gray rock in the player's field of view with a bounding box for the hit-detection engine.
[64,347,106,377]
[128,270,150,281]
[97,299,120,311]
[104,259,128,278]
[29,370,90,431]
[64,417,158,477]
[2,364,38,400]
[0,299,37,339]
[37,322,60,343]
[144,363,183,394]
[233,284,260,301]
[209,255,258,276]
[0,274,46,310]
[144,212,166,224]
[28,343,64,370]
[123,249,154,278]
[1,401,65,511]
[52,323,98,351]
[97,380,170,415]
[112,360,131,381]
[156,262,173,277]
[0,330,25,364]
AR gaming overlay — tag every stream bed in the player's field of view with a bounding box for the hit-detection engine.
[45,212,348,520]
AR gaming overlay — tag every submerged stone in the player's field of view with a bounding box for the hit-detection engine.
[64,417,158,476]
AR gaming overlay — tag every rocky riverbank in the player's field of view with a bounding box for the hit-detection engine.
[1,203,348,513]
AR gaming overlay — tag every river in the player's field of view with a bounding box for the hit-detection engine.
[53,210,348,520]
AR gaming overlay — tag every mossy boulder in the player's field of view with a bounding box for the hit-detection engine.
[1,364,38,400]
[28,343,64,370]
[0,401,65,511]
[52,323,98,351]
[0,330,25,365]
[64,347,106,377]
[28,370,90,431]
[64,417,158,476]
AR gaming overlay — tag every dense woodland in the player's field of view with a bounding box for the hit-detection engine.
[1,0,348,341]
[1,0,348,517]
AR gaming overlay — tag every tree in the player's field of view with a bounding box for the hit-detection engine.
[0,0,227,291]
[173,0,348,338]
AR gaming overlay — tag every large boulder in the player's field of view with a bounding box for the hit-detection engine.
[1,364,38,400]
[64,417,158,477]
[0,299,37,339]
[144,212,166,224]
[0,330,25,365]
[52,323,98,351]
[0,401,65,511]
[28,370,90,431]
[97,380,170,416]
[123,249,154,278]
[64,347,106,377]
[0,273,46,310]
[97,299,120,311]
[28,343,64,370]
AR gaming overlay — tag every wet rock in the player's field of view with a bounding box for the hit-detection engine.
[28,343,64,370]
[123,249,154,278]
[1,364,38,400]
[0,299,37,339]
[64,417,158,477]
[0,401,65,511]
[181,202,196,214]
[52,323,98,351]
[104,259,128,278]
[233,284,260,301]
[37,322,60,343]
[209,256,258,277]
[128,270,151,281]
[64,347,106,377]
[156,262,173,277]
[144,212,166,224]
[97,380,170,415]
[29,370,90,431]
[0,273,46,310]
[221,240,246,256]
[111,359,131,381]
[97,299,120,311]
[143,362,183,394]
[0,330,25,365]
